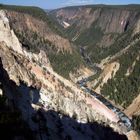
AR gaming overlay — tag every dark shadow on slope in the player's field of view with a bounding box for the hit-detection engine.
[124,21,129,32]
[0,58,128,140]
[32,109,128,140]
[0,58,40,140]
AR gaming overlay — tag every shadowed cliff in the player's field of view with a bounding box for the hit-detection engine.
[0,58,128,140]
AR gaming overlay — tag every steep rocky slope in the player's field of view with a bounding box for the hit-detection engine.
[51,4,140,107]
[0,7,130,140]
[0,4,140,139]
[51,5,140,137]
[51,5,140,61]
[0,4,84,79]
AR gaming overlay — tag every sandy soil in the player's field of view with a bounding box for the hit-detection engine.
[125,94,140,117]
[95,62,120,93]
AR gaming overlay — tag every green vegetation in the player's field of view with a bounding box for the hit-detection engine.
[88,69,102,82]
[86,30,132,63]
[65,23,80,39]
[64,4,140,12]
[0,4,84,78]
[65,18,133,64]
[0,4,64,36]
[132,115,140,135]
[75,21,104,46]
[72,24,140,108]
[101,40,140,108]
[15,29,55,53]
[0,4,47,20]
[48,50,83,79]
[15,29,83,78]
[64,19,104,49]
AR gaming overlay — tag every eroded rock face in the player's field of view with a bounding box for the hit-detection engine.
[134,19,140,35]
[0,10,130,139]
[6,11,72,52]
[53,7,138,34]
[0,10,23,54]
[127,131,139,140]
[51,6,140,49]
[0,10,52,86]
[0,55,128,140]
[0,42,33,85]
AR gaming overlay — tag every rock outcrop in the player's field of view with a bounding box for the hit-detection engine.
[51,5,140,49]
[0,9,129,138]
[0,10,23,54]
[0,6,138,139]
[7,11,72,52]
[52,6,139,34]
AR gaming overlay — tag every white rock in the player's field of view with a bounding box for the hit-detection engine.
[0,10,23,54]
[0,89,3,96]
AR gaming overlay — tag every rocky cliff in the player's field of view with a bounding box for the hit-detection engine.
[51,5,140,48]
[51,5,140,138]
[51,5,140,107]
[0,4,140,139]
[0,5,85,79]
[0,8,130,140]
[52,5,137,33]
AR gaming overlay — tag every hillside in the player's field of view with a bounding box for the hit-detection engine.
[0,4,85,79]
[51,5,140,57]
[0,6,131,139]
[51,4,140,103]
[51,5,140,137]
[0,3,140,140]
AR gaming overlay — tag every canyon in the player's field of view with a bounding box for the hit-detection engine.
[0,4,140,140]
